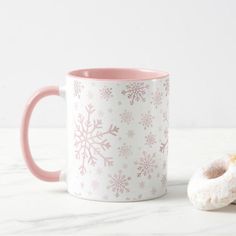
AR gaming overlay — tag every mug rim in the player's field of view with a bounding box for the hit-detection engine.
[67,68,169,81]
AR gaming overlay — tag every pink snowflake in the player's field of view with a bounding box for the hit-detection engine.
[74,80,84,98]
[163,112,168,122]
[139,111,154,129]
[139,181,145,189]
[121,82,149,105]
[161,174,167,187]
[145,132,157,147]
[118,144,132,159]
[107,170,131,197]
[74,104,119,174]
[127,130,135,138]
[160,138,168,153]
[162,79,169,96]
[120,110,133,124]
[135,151,157,178]
[151,89,163,108]
[163,128,168,138]
[99,86,113,101]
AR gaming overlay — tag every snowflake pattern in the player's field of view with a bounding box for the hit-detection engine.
[151,89,163,108]
[74,104,119,174]
[118,144,132,159]
[120,110,133,125]
[145,132,157,147]
[74,80,84,98]
[139,111,154,129]
[99,86,113,101]
[121,82,149,105]
[107,170,131,197]
[71,78,168,200]
[163,111,168,122]
[162,79,169,96]
[135,151,157,178]
[160,138,168,153]
[161,174,167,187]
[127,130,135,138]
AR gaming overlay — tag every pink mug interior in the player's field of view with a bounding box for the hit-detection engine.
[68,68,169,81]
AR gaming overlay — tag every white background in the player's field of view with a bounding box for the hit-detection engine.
[0,0,236,128]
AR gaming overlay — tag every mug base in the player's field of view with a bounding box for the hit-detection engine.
[68,189,167,202]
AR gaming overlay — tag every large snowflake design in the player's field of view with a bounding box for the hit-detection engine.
[151,89,163,108]
[99,86,113,101]
[74,80,84,98]
[139,111,154,129]
[74,104,119,174]
[121,82,149,105]
[120,110,134,124]
[107,170,131,197]
[145,132,157,147]
[135,151,157,179]
[118,144,132,159]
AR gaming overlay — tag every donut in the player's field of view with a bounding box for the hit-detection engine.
[187,155,236,210]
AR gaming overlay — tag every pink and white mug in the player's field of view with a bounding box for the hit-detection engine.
[21,68,169,202]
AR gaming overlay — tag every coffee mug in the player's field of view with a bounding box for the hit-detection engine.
[21,68,169,202]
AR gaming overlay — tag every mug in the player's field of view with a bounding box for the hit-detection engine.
[21,68,169,202]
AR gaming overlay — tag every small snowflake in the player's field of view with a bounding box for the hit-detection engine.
[139,181,145,189]
[151,89,163,108]
[160,138,168,153]
[161,174,167,187]
[99,86,113,101]
[135,151,157,178]
[118,144,132,159]
[127,130,135,138]
[122,163,128,169]
[163,112,168,122]
[162,79,169,96]
[120,110,133,125]
[74,104,119,174]
[162,159,167,169]
[138,194,143,199]
[163,128,168,138]
[145,132,157,147]
[121,82,149,105]
[107,170,131,197]
[139,111,154,129]
[74,80,84,98]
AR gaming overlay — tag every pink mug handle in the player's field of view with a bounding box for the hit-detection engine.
[21,86,61,182]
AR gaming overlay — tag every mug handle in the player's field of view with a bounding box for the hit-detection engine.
[21,86,63,182]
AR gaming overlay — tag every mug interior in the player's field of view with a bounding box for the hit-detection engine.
[69,68,168,81]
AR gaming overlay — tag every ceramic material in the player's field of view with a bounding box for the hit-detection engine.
[21,68,169,202]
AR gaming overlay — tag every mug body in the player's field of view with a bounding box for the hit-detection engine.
[65,68,169,201]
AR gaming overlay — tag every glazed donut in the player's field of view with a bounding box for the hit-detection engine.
[187,155,236,210]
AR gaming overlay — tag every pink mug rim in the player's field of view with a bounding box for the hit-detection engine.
[67,68,169,81]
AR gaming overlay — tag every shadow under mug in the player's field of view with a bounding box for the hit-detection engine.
[21,68,169,202]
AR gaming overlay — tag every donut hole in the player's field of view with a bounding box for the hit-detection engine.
[204,164,227,179]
